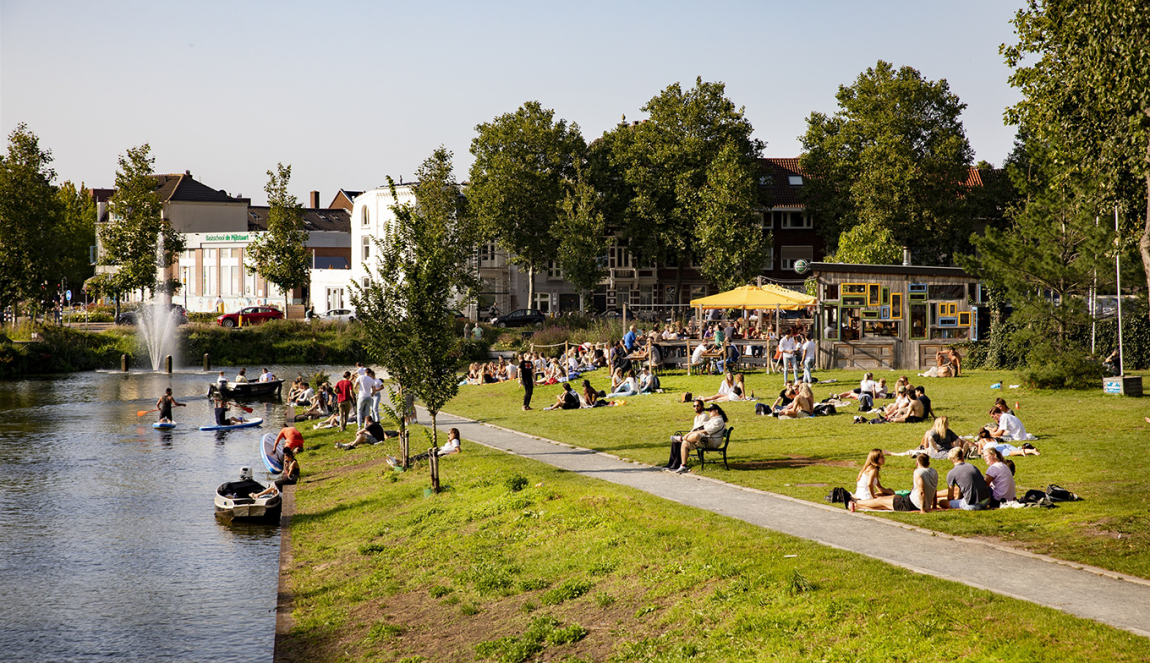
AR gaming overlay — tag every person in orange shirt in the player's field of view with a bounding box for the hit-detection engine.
[272,426,304,455]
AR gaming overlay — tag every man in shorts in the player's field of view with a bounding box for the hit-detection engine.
[944,446,990,510]
[334,371,355,431]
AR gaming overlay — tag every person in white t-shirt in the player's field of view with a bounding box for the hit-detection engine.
[690,341,710,369]
[778,332,799,383]
[800,335,817,383]
[987,407,1032,441]
[356,370,376,429]
[258,368,271,383]
[836,372,877,400]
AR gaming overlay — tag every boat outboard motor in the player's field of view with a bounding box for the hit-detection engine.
[239,466,253,481]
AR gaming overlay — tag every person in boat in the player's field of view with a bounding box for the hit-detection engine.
[213,396,244,426]
[156,388,185,423]
[216,371,228,390]
[258,368,271,383]
[234,368,249,383]
[254,447,300,497]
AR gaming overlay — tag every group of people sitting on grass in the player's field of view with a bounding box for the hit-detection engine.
[542,378,631,410]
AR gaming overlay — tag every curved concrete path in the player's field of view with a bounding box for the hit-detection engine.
[419,407,1150,638]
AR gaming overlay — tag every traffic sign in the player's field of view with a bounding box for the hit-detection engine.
[66,290,72,302]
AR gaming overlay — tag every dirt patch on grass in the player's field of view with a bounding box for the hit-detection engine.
[730,455,854,470]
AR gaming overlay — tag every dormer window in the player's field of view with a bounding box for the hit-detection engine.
[788,175,803,186]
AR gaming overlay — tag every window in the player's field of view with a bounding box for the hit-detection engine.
[762,241,774,271]
[777,211,812,229]
[690,285,706,301]
[220,248,239,296]
[639,284,652,306]
[823,283,839,300]
[203,248,216,296]
[788,175,803,186]
[930,327,969,340]
[910,304,927,339]
[928,284,965,300]
[534,292,551,313]
[326,287,344,310]
[780,245,814,270]
[362,236,370,261]
[616,285,630,306]
[361,206,370,226]
[761,211,772,229]
[823,307,839,340]
[546,261,563,280]
[863,320,900,337]
[362,277,369,288]
[478,242,497,267]
[890,293,903,319]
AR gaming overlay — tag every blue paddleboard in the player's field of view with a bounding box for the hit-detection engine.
[199,417,263,432]
[261,432,283,473]
[153,422,177,430]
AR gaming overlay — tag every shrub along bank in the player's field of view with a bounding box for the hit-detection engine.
[280,424,1150,662]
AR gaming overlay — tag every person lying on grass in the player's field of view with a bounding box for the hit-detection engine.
[335,416,398,450]
[835,372,877,401]
[974,428,1040,457]
[889,416,967,459]
[409,428,462,461]
[670,403,727,474]
[701,372,736,403]
[847,454,939,513]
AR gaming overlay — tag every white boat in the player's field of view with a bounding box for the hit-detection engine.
[214,467,281,522]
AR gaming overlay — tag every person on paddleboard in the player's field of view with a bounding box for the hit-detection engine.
[156,388,186,423]
[213,396,244,426]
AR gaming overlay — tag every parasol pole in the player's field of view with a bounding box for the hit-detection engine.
[1115,206,1124,376]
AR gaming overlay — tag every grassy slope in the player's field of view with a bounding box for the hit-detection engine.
[442,368,1150,579]
[281,425,1150,662]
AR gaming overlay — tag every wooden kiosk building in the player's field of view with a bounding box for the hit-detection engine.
[809,262,982,370]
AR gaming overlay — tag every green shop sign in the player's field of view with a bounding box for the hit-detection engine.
[205,233,252,242]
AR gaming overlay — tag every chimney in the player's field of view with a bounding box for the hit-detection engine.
[902,247,912,267]
[185,170,191,177]
[309,191,320,209]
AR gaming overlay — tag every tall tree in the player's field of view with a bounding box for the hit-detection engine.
[800,61,974,264]
[0,123,63,318]
[469,101,585,309]
[554,166,609,301]
[351,147,477,489]
[1003,0,1150,316]
[832,222,903,265]
[56,181,97,296]
[598,78,766,303]
[99,144,183,311]
[246,163,309,310]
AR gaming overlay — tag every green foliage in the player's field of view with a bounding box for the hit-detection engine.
[504,474,529,493]
[555,166,608,296]
[539,578,593,605]
[598,78,765,303]
[352,147,477,473]
[1017,351,1107,390]
[1003,0,1150,313]
[182,319,367,366]
[100,144,184,297]
[469,102,585,306]
[0,123,64,312]
[831,221,902,264]
[56,181,97,293]
[428,585,453,598]
[245,164,309,310]
[800,61,974,263]
[364,622,404,642]
[785,568,815,595]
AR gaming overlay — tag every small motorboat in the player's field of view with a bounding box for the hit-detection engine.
[208,379,284,400]
[215,467,281,522]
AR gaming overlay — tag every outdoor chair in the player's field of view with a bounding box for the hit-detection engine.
[696,426,734,470]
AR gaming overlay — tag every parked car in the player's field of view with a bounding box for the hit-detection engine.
[116,304,189,326]
[315,308,356,323]
[490,308,547,328]
[216,306,284,327]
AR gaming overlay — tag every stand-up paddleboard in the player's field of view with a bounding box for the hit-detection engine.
[153,422,177,430]
[261,432,283,474]
[199,417,263,432]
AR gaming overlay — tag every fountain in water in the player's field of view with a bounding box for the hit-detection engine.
[137,232,182,372]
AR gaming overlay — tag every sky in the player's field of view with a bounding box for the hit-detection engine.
[2,0,1023,206]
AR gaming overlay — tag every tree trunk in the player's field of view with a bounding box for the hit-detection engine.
[429,410,440,493]
[1141,170,1150,323]
[674,259,685,322]
[114,294,120,321]
[527,263,536,312]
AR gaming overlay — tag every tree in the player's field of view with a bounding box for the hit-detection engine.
[469,102,585,309]
[831,222,902,265]
[1002,0,1150,317]
[554,166,609,300]
[598,78,766,303]
[0,123,64,319]
[246,163,309,311]
[800,61,974,264]
[56,181,97,296]
[351,147,477,490]
[99,144,183,313]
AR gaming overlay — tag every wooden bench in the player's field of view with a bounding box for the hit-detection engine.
[696,426,735,470]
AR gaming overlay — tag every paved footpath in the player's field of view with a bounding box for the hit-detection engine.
[419,407,1150,638]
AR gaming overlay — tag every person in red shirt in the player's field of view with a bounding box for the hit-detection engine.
[334,371,355,431]
[273,426,304,455]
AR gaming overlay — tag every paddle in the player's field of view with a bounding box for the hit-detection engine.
[137,408,159,417]
[229,401,254,413]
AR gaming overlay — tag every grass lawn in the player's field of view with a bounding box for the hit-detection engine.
[280,424,1150,662]
[442,367,1150,580]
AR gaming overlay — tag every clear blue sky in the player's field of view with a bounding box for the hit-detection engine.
[2,0,1023,205]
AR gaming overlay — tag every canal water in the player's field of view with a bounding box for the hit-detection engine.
[0,366,324,662]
